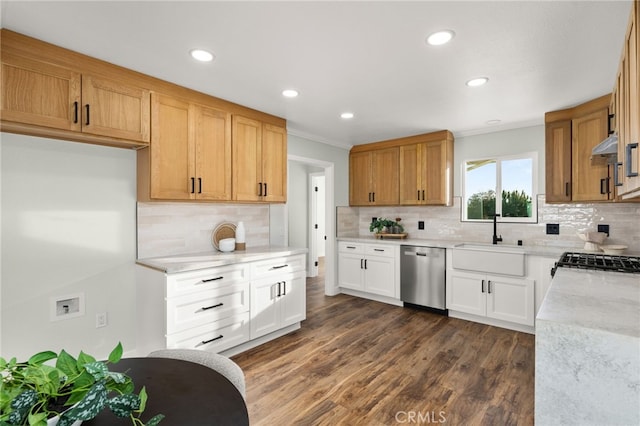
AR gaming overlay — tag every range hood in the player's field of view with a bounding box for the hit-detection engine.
[592,134,618,157]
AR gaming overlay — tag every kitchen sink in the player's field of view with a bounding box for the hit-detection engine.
[452,242,526,276]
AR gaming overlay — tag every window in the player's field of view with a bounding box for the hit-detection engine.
[462,152,537,222]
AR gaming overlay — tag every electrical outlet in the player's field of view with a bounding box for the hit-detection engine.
[418,221,425,230]
[96,312,108,328]
[597,224,610,236]
[546,223,560,235]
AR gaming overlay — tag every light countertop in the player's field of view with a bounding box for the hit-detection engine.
[137,246,308,273]
[535,268,640,425]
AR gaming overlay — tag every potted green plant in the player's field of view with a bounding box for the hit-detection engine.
[0,343,164,426]
[369,217,403,234]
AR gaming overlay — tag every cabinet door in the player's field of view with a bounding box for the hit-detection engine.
[545,120,572,202]
[338,252,364,290]
[250,279,280,339]
[1,52,81,131]
[447,271,486,316]
[364,255,396,298]
[81,75,150,142]
[280,270,306,327]
[423,140,448,205]
[262,124,287,202]
[349,151,372,205]
[624,9,639,195]
[399,144,421,205]
[572,108,611,201]
[149,93,194,200]
[232,115,263,201]
[371,147,399,205]
[195,105,232,200]
[485,276,535,326]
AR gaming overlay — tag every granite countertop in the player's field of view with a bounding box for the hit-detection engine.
[535,268,640,425]
[137,245,308,273]
[536,268,640,337]
[337,235,571,258]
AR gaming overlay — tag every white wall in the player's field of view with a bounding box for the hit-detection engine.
[288,161,311,250]
[1,134,137,360]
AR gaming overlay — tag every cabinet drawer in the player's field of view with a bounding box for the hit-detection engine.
[338,242,364,254]
[166,282,249,334]
[251,254,305,278]
[166,264,250,298]
[365,244,396,258]
[166,312,250,354]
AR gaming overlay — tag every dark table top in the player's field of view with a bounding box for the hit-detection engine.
[84,357,249,426]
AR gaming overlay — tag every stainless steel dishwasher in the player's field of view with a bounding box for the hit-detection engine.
[400,245,447,314]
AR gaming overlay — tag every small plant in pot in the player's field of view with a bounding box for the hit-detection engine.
[0,342,164,426]
[369,217,403,234]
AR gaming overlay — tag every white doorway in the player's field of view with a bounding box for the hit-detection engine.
[287,155,338,296]
[308,173,326,277]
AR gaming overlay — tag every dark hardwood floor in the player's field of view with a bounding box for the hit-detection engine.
[232,259,534,425]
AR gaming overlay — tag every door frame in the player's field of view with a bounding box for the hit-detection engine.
[288,155,338,296]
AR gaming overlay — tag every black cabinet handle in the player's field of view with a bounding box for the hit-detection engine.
[372,192,375,202]
[198,177,202,193]
[565,182,570,197]
[200,276,223,283]
[276,282,282,297]
[85,104,90,125]
[614,162,623,187]
[417,190,420,200]
[360,258,364,269]
[607,113,614,135]
[73,101,78,123]
[368,192,372,202]
[626,143,638,177]
[201,303,223,311]
[481,279,485,293]
[190,177,195,194]
[374,248,384,252]
[364,259,367,269]
[201,335,223,345]
[600,178,611,195]
[282,281,287,296]
[487,280,492,294]
[264,183,268,196]
[422,189,425,201]
[270,264,288,270]
[346,246,356,249]
[258,182,263,196]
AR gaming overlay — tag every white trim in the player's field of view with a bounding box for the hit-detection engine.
[287,127,352,150]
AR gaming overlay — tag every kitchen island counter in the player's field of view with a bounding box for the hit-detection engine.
[535,268,640,425]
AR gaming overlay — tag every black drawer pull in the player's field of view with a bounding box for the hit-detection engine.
[264,183,268,196]
[201,335,223,345]
[73,101,78,123]
[346,246,356,249]
[282,281,287,296]
[481,279,485,293]
[198,177,202,193]
[416,252,427,256]
[201,276,223,283]
[201,303,223,311]
[258,182,263,196]
[271,264,288,270]
[85,104,90,125]
[487,280,492,294]
[190,177,195,194]
[374,248,384,251]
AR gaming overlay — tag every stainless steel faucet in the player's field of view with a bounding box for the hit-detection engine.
[492,214,503,245]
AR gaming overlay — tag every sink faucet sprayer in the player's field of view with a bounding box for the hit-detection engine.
[492,214,503,245]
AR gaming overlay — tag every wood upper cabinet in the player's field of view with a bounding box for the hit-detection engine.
[140,92,231,201]
[349,147,399,206]
[1,52,81,131]
[81,75,150,142]
[616,1,640,199]
[545,96,612,203]
[1,51,150,144]
[572,108,611,201]
[399,138,453,206]
[232,115,287,203]
[545,120,572,202]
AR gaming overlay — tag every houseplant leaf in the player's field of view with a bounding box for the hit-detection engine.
[107,394,140,417]
[107,342,123,364]
[62,380,108,420]
[27,351,57,366]
[55,350,78,377]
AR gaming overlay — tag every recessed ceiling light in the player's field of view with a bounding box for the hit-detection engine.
[486,119,502,125]
[189,49,214,62]
[340,112,354,119]
[466,77,489,87]
[282,89,299,98]
[426,30,455,46]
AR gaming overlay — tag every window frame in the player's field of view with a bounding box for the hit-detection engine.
[461,151,538,223]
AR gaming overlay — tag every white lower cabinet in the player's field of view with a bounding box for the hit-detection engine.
[136,253,306,356]
[448,270,535,327]
[338,241,398,299]
[250,269,306,339]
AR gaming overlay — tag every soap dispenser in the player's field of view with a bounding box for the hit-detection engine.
[236,221,246,250]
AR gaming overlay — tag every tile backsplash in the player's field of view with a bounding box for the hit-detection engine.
[137,202,269,258]
[338,195,640,253]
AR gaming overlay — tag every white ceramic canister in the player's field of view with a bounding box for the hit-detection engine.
[236,221,246,244]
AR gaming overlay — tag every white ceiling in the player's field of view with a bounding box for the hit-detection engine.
[1,1,632,148]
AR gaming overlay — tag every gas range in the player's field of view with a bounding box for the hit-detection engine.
[551,252,640,277]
